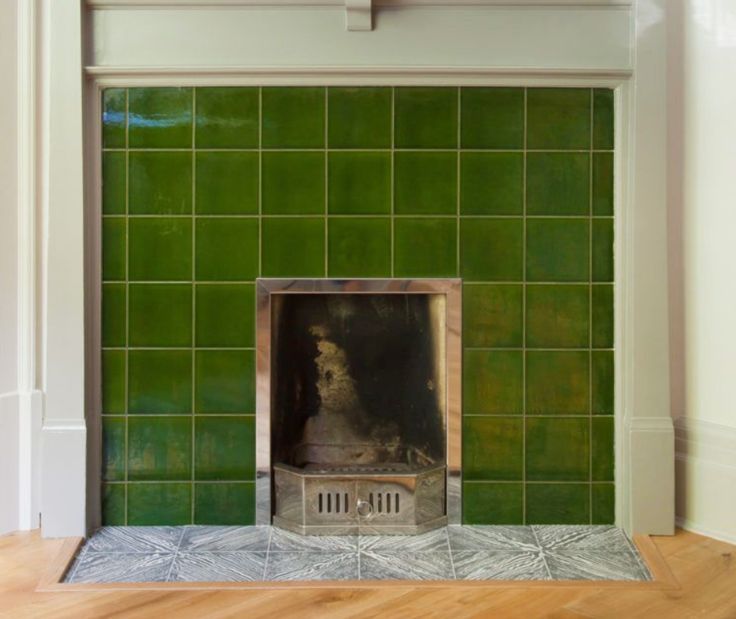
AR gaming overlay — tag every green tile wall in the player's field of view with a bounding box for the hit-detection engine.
[101,86,615,526]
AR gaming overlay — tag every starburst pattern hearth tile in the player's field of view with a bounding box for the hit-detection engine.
[359,551,454,580]
[67,552,175,583]
[179,526,270,552]
[544,549,650,581]
[452,550,550,580]
[264,552,359,581]
[532,525,632,551]
[269,527,358,552]
[448,525,540,552]
[169,552,267,582]
[360,528,449,552]
[83,526,183,553]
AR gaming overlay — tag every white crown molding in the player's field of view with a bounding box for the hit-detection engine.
[85,0,633,9]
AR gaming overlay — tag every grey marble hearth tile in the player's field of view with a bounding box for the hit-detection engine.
[448,525,540,552]
[452,550,550,581]
[179,526,270,552]
[66,552,175,583]
[83,526,183,553]
[168,552,268,582]
[269,528,358,552]
[532,525,631,551]
[265,552,359,581]
[359,551,454,581]
[360,528,450,552]
[544,549,650,581]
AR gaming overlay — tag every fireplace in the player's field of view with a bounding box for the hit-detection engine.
[256,279,462,534]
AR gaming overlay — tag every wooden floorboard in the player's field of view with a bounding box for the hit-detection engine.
[0,528,734,618]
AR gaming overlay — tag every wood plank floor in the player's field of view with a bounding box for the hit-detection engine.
[1,528,734,618]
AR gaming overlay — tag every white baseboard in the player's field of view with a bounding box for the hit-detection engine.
[0,393,21,535]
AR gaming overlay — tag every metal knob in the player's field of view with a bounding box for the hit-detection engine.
[356,499,373,518]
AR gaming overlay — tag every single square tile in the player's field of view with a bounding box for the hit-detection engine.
[526,351,589,415]
[533,525,633,552]
[593,218,614,282]
[593,89,615,150]
[68,552,175,584]
[453,550,549,580]
[526,219,589,282]
[463,284,522,348]
[127,483,192,525]
[460,153,523,215]
[460,218,523,281]
[526,285,589,348]
[102,283,126,347]
[102,88,126,148]
[526,418,590,482]
[194,484,255,525]
[527,153,590,216]
[129,284,192,347]
[262,152,325,215]
[269,528,358,552]
[103,152,126,215]
[593,153,614,216]
[266,552,358,581]
[360,551,453,580]
[592,351,614,415]
[169,551,266,582]
[101,484,126,525]
[545,549,647,581]
[592,484,615,524]
[195,416,254,480]
[102,217,126,281]
[262,217,325,277]
[462,483,523,525]
[195,350,255,414]
[592,285,614,348]
[395,87,458,148]
[448,525,539,551]
[128,416,192,481]
[128,350,192,414]
[394,218,457,277]
[394,152,457,215]
[328,152,390,214]
[195,152,259,214]
[527,88,591,150]
[360,528,449,553]
[464,417,523,480]
[102,350,126,414]
[262,87,325,148]
[195,218,259,281]
[128,217,192,281]
[327,218,391,278]
[526,484,590,525]
[102,417,125,481]
[195,284,255,348]
[85,526,182,553]
[592,417,614,481]
[195,87,259,148]
[463,350,523,415]
[460,87,524,149]
[328,87,391,148]
[129,87,192,148]
[180,525,268,551]
[129,152,192,215]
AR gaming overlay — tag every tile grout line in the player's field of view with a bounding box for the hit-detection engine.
[390,87,395,277]
[589,89,594,525]
[104,147,615,154]
[324,87,329,277]
[191,88,197,525]
[103,213,614,220]
[258,87,263,279]
[262,524,273,580]
[445,526,457,580]
[456,87,461,278]
[123,87,130,525]
[522,87,528,524]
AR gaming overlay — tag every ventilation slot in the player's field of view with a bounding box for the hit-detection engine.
[318,492,350,514]
[367,492,402,514]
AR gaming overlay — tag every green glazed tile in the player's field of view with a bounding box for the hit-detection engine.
[464,417,523,480]
[327,218,391,278]
[102,283,126,348]
[592,483,615,524]
[103,152,126,215]
[592,350,614,415]
[592,284,614,348]
[194,483,255,525]
[102,417,125,482]
[195,350,255,414]
[128,218,192,281]
[195,152,259,215]
[195,218,259,281]
[394,218,457,277]
[262,217,325,277]
[101,484,126,525]
[593,153,614,216]
[128,350,192,414]
[527,351,589,415]
[527,153,590,216]
[395,87,458,148]
[102,88,126,148]
[593,218,614,282]
[102,350,126,414]
[102,218,126,281]
[127,483,191,525]
[526,285,589,348]
[462,482,523,525]
[463,350,523,415]
[460,219,523,281]
[526,218,589,282]
[195,284,255,348]
[526,483,590,524]
[129,284,192,347]
[195,87,259,148]
[262,152,324,215]
[463,284,523,348]
[592,417,614,481]
[394,152,457,215]
[328,87,391,149]
[527,88,591,150]
[195,416,255,480]
[128,87,192,148]
[593,89,615,150]
[460,88,524,149]
[128,416,192,481]
[526,417,589,481]
[262,87,325,148]
[129,152,192,215]
[460,153,523,216]
[328,152,390,215]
